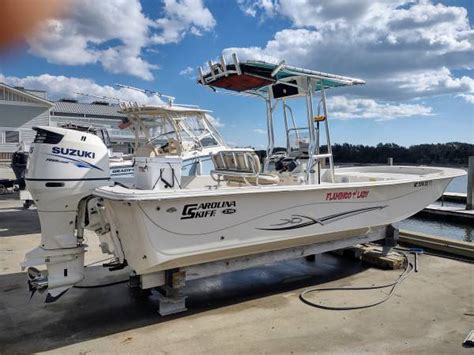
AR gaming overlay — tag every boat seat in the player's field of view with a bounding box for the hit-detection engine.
[134,139,179,157]
[134,145,160,157]
[211,150,279,185]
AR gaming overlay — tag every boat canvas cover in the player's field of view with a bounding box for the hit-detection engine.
[201,60,365,94]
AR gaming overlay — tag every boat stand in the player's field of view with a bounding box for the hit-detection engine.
[139,225,399,316]
[156,270,187,316]
[382,224,399,255]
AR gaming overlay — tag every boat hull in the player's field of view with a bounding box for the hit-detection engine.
[99,174,453,274]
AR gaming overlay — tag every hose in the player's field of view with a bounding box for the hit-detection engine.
[299,252,414,310]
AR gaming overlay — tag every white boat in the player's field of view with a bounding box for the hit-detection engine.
[104,104,229,185]
[22,55,465,305]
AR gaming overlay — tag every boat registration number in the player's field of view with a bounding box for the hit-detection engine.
[414,180,432,187]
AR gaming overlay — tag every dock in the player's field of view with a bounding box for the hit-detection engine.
[399,229,474,260]
[438,192,467,203]
[418,203,474,221]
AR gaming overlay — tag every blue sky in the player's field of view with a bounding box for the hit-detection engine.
[0,0,473,148]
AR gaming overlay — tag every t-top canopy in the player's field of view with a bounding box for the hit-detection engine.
[198,55,365,99]
[119,102,211,119]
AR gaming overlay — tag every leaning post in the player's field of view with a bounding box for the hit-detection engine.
[467,156,474,210]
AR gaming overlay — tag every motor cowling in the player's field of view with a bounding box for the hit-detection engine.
[22,126,110,300]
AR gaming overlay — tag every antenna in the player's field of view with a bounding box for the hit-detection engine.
[115,83,175,105]
[75,92,124,103]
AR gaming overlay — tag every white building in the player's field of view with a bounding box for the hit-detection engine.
[0,83,134,160]
[0,84,52,159]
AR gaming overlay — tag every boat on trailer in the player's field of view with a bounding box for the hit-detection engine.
[22,55,465,311]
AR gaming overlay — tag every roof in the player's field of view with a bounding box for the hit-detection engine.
[52,101,125,117]
[0,82,53,107]
[199,59,365,97]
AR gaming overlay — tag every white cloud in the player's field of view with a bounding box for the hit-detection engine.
[253,128,267,134]
[151,0,216,44]
[179,65,197,80]
[237,0,277,18]
[27,0,216,80]
[459,94,474,104]
[277,0,406,27]
[205,114,224,128]
[328,96,433,121]
[0,73,164,104]
[230,0,474,116]
[386,68,474,99]
[179,66,194,76]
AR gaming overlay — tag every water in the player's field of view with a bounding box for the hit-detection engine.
[397,174,473,243]
[396,217,472,243]
[446,173,468,193]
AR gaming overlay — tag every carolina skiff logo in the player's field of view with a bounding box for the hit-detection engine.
[181,201,237,219]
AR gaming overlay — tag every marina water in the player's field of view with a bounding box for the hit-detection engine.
[396,174,472,242]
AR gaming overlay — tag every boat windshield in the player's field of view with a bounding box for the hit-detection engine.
[178,114,220,148]
[119,103,225,155]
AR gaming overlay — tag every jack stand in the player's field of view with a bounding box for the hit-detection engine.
[156,270,187,316]
[382,225,399,256]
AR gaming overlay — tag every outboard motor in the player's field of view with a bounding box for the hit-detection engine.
[22,126,110,301]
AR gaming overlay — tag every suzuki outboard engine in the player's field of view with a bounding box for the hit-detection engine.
[22,126,110,301]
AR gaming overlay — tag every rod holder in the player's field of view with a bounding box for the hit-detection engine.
[208,61,216,80]
[232,53,242,75]
[271,60,286,77]
[198,67,204,84]
[220,55,227,76]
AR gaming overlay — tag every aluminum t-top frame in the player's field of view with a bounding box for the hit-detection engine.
[197,53,365,184]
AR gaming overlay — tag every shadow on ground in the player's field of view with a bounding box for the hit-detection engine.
[0,254,367,353]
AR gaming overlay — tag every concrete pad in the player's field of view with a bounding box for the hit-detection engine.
[0,200,472,354]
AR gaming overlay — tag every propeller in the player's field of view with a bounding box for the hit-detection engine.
[26,267,47,302]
